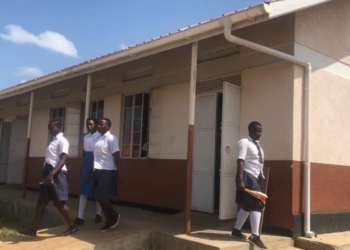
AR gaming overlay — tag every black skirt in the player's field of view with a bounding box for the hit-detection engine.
[39,163,69,201]
[93,169,117,200]
[236,170,264,207]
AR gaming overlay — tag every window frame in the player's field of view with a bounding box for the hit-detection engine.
[90,99,104,120]
[121,92,150,159]
[50,107,66,132]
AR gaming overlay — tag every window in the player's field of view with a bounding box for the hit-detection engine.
[122,93,150,158]
[90,100,104,120]
[51,107,66,132]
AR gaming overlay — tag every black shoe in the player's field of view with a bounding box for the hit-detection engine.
[248,234,268,249]
[94,214,102,224]
[231,228,247,241]
[20,227,37,237]
[74,217,84,226]
[109,212,120,229]
[63,225,79,236]
[99,212,120,232]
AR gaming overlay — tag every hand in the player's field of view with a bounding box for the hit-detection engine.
[117,173,124,186]
[86,173,91,184]
[45,172,54,186]
[237,178,245,191]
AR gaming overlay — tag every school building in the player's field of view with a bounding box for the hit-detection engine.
[0,0,349,238]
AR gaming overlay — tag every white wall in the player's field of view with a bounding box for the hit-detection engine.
[29,108,50,157]
[65,102,82,157]
[241,61,294,161]
[104,94,122,138]
[293,67,350,165]
[3,115,15,122]
[148,82,190,159]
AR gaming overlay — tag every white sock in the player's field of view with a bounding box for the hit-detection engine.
[234,209,250,230]
[96,202,102,216]
[250,211,262,236]
[78,195,87,219]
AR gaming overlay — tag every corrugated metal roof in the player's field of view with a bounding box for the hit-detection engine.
[1,2,269,94]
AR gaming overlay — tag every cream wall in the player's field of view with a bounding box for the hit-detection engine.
[295,0,350,66]
[241,61,294,161]
[3,115,16,122]
[29,108,50,157]
[293,67,350,166]
[104,94,122,138]
[148,82,190,160]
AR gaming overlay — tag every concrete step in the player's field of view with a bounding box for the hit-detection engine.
[295,232,350,250]
[0,224,151,250]
[279,248,304,250]
[150,230,294,250]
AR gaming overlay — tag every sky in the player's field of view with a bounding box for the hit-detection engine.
[0,0,262,90]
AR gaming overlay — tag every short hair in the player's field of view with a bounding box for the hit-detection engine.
[248,121,262,132]
[86,117,98,125]
[49,118,62,128]
[100,118,112,127]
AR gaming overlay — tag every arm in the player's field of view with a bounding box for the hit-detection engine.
[45,153,68,184]
[109,135,123,184]
[236,140,248,191]
[45,138,69,185]
[237,159,245,191]
[113,151,124,184]
[80,151,85,179]
[86,153,94,183]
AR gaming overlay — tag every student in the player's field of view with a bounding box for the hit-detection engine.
[22,119,78,237]
[231,121,267,249]
[87,118,123,232]
[74,118,102,226]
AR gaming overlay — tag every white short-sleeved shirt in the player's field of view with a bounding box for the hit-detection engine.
[237,136,264,178]
[45,132,69,171]
[93,131,120,171]
[84,131,100,152]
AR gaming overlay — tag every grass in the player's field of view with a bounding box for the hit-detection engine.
[0,213,28,238]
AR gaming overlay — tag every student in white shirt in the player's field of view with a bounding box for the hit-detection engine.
[87,118,123,232]
[22,119,78,237]
[231,121,267,249]
[74,118,102,226]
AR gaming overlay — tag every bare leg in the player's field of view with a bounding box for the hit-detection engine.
[53,200,74,226]
[97,199,115,221]
[31,200,49,228]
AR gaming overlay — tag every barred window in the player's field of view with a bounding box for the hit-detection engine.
[90,100,104,120]
[121,93,150,158]
[51,107,66,131]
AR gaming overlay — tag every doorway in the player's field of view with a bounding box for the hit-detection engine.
[214,93,223,212]
[191,82,241,220]
[7,120,28,184]
[0,122,12,183]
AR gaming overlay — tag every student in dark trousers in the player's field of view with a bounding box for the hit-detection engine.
[22,119,78,237]
[74,118,102,226]
[231,121,267,249]
[87,118,123,232]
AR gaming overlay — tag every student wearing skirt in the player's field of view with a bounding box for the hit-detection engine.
[231,121,267,249]
[74,118,102,226]
[22,119,78,237]
[87,118,123,232]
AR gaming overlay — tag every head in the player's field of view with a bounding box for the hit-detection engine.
[48,119,62,137]
[97,118,111,135]
[248,121,262,141]
[86,117,98,134]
